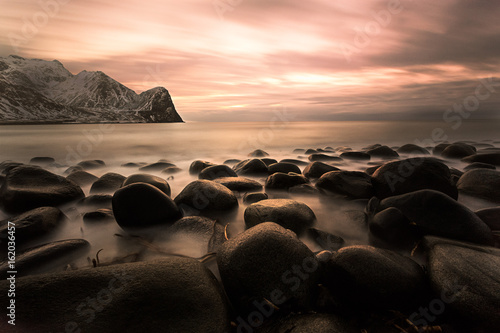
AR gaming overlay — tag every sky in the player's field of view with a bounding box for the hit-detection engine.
[1,0,500,121]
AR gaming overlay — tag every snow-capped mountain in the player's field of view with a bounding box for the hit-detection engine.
[0,55,183,123]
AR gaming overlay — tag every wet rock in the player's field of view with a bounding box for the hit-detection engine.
[280,159,309,166]
[366,145,399,159]
[223,159,241,165]
[0,239,90,277]
[79,194,113,209]
[0,256,230,332]
[189,160,216,175]
[83,209,114,224]
[268,162,301,175]
[233,159,269,176]
[462,153,500,166]
[305,149,318,155]
[217,222,318,311]
[339,151,370,161]
[139,161,176,172]
[307,228,345,252]
[463,162,496,171]
[371,157,457,199]
[122,173,171,196]
[168,216,225,252]
[441,143,476,159]
[244,199,316,235]
[397,144,430,155]
[29,156,55,166]
[432,143,450,155]
[213,177,263,192]
[457,169,500,203]
[0,207,66,246]
[308,154,342,162]
[303,161,340,179]
[199,165,238,180]
[427,244,500,331]
[288,184,320,196]
[66,170,99,187]
[369,207,418,248]
[363,144,382,150]
[475,207,500,231]
[112,183,182,229]
[249,149,269,157]
[242,192,268,205]
[174,180,238,216]
[316,171,374,199]
[161,166,183,175]
[323,245,426,310]
[90,172,126,194]
[262,158,279,166]
[377,189,494,245]
[0,165,84,214]
[77,160,106,170]
[265,172,308,191]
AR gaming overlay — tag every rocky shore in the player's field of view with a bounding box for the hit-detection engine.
[1,142,500,332]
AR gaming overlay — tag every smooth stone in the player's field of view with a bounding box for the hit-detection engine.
[316,171,374,199]
[475,207,500,231]
[428,244,500,331]
[293,148,306,154]
[78,194,113,209]
[369,207,418,248]
[308,154,343,162]
[66,170,99,186]
[0,207,66,246]
[161,166,182,175]
[432,143,450,155]
[377,189,494,245]
[306,228,345,251]
[0,239,90,277]
[371,157,457,199]
[463,162,496,171]
[261,158,279,166]
[441,143,476,159]
[0,161,23,174]
[280,159,309,166]
[90,172,126,194]
[244,199,316,236]
[189,160,215,175]
[121,162,146,168]
[323,245,426,310]
[233,159,269,176]
[63,165,83,174]
[288,184,320,195]
[29,156,55,166]
[199,165,238,180]
[248,149,269,157]
[217,222,318,311]
[122,173,171,196]
[77,160,106,170]
[139,161,176,172]
[421,235,500,256]
[213,177,263,192]
[462,153,500,166]
[265,172,308,191]
[397,144,430,155]
[223,159,241,165]
[261,313,357,333]
[303,161,340,179]
[365,165,380,176]
[0,256,230,332]
[174,180,238,216]
[0,165,84,214]
[457,169,500,203]
[242,192,268,205]
[366,145,399,159]
[339,151,370,161]
[268,162,301,175]
[304,149,318,154]
[83,209,114,224]
[112,183,182,229]
[168,216,225,252]
[363,143,382,150]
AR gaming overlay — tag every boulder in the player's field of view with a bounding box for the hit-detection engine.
[66,170,99,187]
[174,180,238,216]
[268,162,301,175]
[306,228,345,252]
[397,144,429,155]
[217,222,318,311]
[213,177,262,192]
[377,189,494,245]
[303,162,339,179]
[463,162,496,171]
[77,160,105,170]
[261,158,279,166]
[244,199,316,235]
[457,169,500,203]
[462,153,500,166]
[29,156,55,166]
[248,149,269,157]
[242,192,268,205]
[371,158,457,199]
[199,165,237,180]
[308,154,342,162]
[161,166,182,175]
[122,173,171,196]
[366,145,399,159]
[475,207,500,231]
[280,159,309,166]
[139,161,176,172]
[432,143,450,155]
[339,151,370,161]
[369,207,418,248]
[0,165,84,214]
[189,160,215,175]
[90,173,126,194]
[112,183,182,229]
[441,143,476,159]
[316,171,374,199]
[265,172,308,191]
[233,159,268,176]
[0,257,230,332]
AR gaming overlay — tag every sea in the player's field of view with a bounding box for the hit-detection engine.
[1,120,499,270]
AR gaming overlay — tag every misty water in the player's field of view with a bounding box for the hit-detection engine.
[1,120,499,272]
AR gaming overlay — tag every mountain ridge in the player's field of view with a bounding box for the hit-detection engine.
[0,55,183,123]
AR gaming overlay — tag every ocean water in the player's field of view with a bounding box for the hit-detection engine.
[1,120,499,270]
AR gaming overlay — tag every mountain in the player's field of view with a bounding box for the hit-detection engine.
[0,55,183,123]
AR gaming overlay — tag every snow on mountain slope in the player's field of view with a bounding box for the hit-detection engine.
[0,55,183,123]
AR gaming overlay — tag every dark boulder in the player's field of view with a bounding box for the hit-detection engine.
[139,161,176,172]
[280,159,309,166]
[369,207,419,248]
[242,192,268,205]
[339,151,370,161]
[233,159,269,176]
[462,153,500,166]
[366,145,399,159]
[161,166,182,175]
[90,172,126,194]
[189,160,216,175]
[66,170,99,187]
[248,149,269,157]
[29,156,55,166]
[213,177,262,192]
[463,162,496,171]
[261,158,279,166]
[122,173,171,196]
[316,171,374,199]
[397,144,429,155]
[268,162,301,175]
[199,165,237,180]
[308,154,342,162]
[265,172,308,191]
[77,160,105,170]
[441,143,476,159]
[303,162,339,179]
[475,207,500,231]
[457,169,500,203]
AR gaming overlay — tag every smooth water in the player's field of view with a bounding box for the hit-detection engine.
[1,121,499,270]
